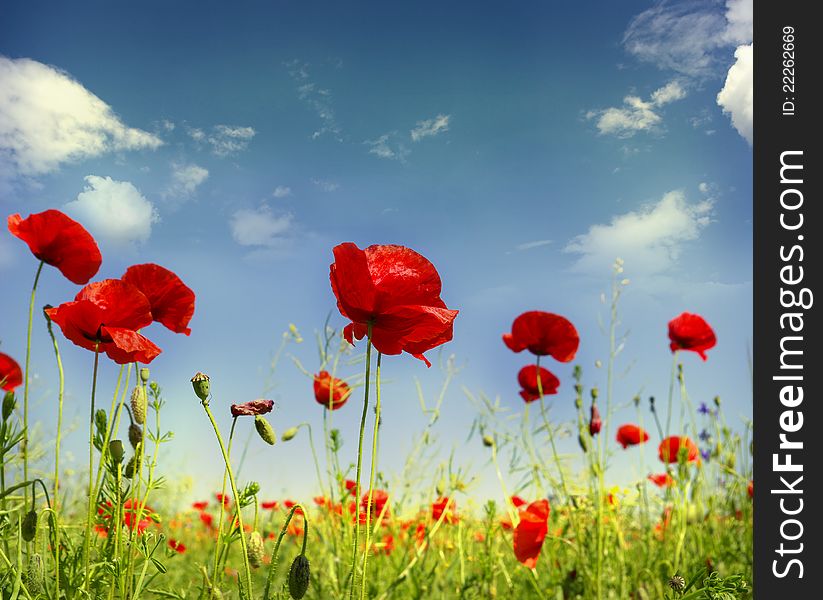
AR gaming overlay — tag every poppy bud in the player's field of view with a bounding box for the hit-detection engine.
[633,395,640,407]
[590,387,599,400]
[109,439,125,463]
[25,553,43,596]
[95,409,107,436]
[125,455,140,479]
[589,404,602,436]
[254,416,276,445]
[131,386,147,425]
[140,367,150,384]
[244,481,261,497]
[129,423,143,449]
[282,427,299,442]
[436,479,445,496]
[191,372,211,402]
[594,360,602,369]
[22,509,38,542]
[578,431,589,453]
[574,397,582,410]
[2,391,15,421]
[482,434,494,448]
[247,531,264,568]
[288,554,311,599]
[714,395,721,408]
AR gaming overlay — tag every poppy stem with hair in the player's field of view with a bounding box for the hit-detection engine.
[83,342,101,591]
[361,351,383,600]
[212,416,238,586]
[22,260,44,508]
[263,503,310,600]
[200,400,254,598]
[43,306,64,600]
[348,322,373,600]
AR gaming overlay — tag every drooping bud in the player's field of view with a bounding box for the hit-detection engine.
[129,423,143,449]
[246,531,264,568]
[94,409,108,436]
[2,392,15,421]
[482,434,494,448]
[588,404,602,436]
[109,440,125,463]
[288,554,311,599]
[713,395,721,408]
[254,415,276,445]
[22,509,38,542]
[140,367,150,384]
[191,372,211,402]
[578,430,589,453]
[25,553,44,595]
[282,427,299,442]
[125,455,140,479]
[131,386,147,425]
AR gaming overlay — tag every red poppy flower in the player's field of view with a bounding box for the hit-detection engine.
[510,495,527,508]
[658,436,699,463]
[432,497,458,524]
[0,353,23,392]
[589,404,602,436]
[7,210,102,285]
[168,539,186,553]
[284,500,296,509]
[121,263,195,335]
[261,500,279,510]
[377,533,394,555]
[313,496,329,507]
[97,499,154,535]
[517,365,560,402]
[313,371,352,410]
[216,493,231,507]
[345,479,358,496]
[329,243,459,367]
[503,311,579,362]
[192,501,208,511]
[361,489,390,518]
[747,480,753,499]
[615,424,649,449]
[648,473,675,488]
[513,499,550,568]
[45,279,161,364]
[414,522,426,545]
[199,511,214,528]
[230,399,274,417]
[668,312,716,360]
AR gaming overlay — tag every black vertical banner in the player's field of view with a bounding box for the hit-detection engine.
[754,1,821,597]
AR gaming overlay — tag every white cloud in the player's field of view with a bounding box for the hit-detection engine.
[723,0,753,45]
[698,182,709,193]
[286,60,342,141]
[230,204,294,247]
[717,44,753,145]
[366,133,410,162]
[186,124,255,156]
[311,178,339,192]
[565,190,714,276]
[0,56,162,180]
[164,163,209,198]
[588,80,686,138]
[410,114,450,142]
[516,240,552,251]
[272,185,292,198]
[64,176,158,248]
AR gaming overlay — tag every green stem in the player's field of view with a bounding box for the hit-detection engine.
[82,343,101,592]
[43,307,64,600]
[22,260,44,508]
[212,417,238,587]
[360,351,383,600]
[263,504,310,600]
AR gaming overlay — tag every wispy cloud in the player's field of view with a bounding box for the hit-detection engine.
[587,80,686,138]
[410,114,450,142]
[186,124,256,157]
[230,203,296,258]
[717,43,752,145]
[286,60,342,141]
[516,240,553,251]
[311,178,339,192]
[163,163,209,198]
[272,185,292,198]
[365,133,410,162]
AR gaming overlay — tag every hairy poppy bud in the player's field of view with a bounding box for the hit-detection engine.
[588,404,602,436]
[282,427,299,442]
[22,509,38,542]
[2,392,15,421]
[131,386,147,425]
[95,409,107,436]
[25,553,44,595]
[714,395,721,408]
[254,416,276,445]
[288,554,311,599]
[109,440,125,463]
[191,372,210,402]
[140,367,150,384]
[578,431,589,453]
[246,531,264,568]
[129,423,143,449]
[125,455,140,479]
[482,434,494,448]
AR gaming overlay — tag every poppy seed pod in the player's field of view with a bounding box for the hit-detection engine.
[282,427,299,442]
[254,415,276,445]
[140,367,150,384]
[247,531,264,568]
[22,509,38,542]
[191,372,210,402]
[288,554,311,599]
[109,439,125,463]
[131,386,147,425]
[2,391,15,421]
[129,424,143,449]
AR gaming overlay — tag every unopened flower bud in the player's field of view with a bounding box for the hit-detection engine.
[590,387,599,400]
[482,434,494,448]
[594,360,602,369]
[95,409,108,436]
[244,481,261,497]
[633,395,640,407]
[282,427,299,442]
[578,431,589,453]
[191,372,211,402]
[288,554,311,599]
[25,553,43,595]
[129,424,143,449]
[125,455,140,479]
[140,367,150,384]
[254,416,276,445]
[2,392,15,421]
[109,440,125,463]
[131,387,147,425]
[22,509,38,542]
[246,530,264,568]
[713,395,721,408]
[589,404,602,436]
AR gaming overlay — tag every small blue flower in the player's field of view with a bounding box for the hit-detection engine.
[698,402,710,415]
[700,448,711,461]
[699,429,711,442]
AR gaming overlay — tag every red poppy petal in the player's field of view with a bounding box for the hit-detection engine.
[99,327,162,364]
[510,312,579,361]
[503,333,526,353]
[668,313,716,360]
[75,280,153,331]
[122,264,196,335]
[45,301,107,353]
[330,243,378,323]
[8,210,102,285]
[364,245,444,311]
[0,353,23,392]
[513,499,550,568]
[231,399,275,416]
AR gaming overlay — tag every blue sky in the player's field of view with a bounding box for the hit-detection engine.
[0,0,753,511]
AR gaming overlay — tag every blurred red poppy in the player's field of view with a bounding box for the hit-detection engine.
[517,365,559,402]
[261,500,279,510]
[510,495,527,508]
[345,479,358,496]
[747,480,753,499]
[284,500,296,509]
[432,497,458,524]
[122,263,195,335]
[0,353,23,392]
[313,496,329,507]
[313,371,352,410]
[45,279,161,364]
[199,512,214,528]
[668,312,716,360]
[192,501,208,511]
[361,489,390,518]
[97,499,153,535]
[513,499,550,568]
[216,493,230,507]
[168,539,186,553]
[503,311,579,362]
[7,210,102,285]
[589,404,602,436]
[377,533,394,555]
[329,243,458,367]
[230,399,274,417]
[616,424,649,449]
[658,436,699,463]
[648,473,675,488]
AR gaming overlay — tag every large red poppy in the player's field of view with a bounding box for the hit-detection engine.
[313,371,352,410]
[329,243,458,367]
[0,353,23,392]
[7,210,102,285]
[615,424,649,449]
[668,312,716,360]
[45,279,161,364]
[513,499,550,568]
[361,489,390,518]
[517,365,559,402]
[658,436,699,464]
[503,311,579,362]
[432,497,458,524]
[121,263,195,335]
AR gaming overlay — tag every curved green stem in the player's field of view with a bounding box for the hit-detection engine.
[212,417,238,586]
[82,343,100,592]
[22,260,44,508]
[360,351,383,600]
[263,503,310,600]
